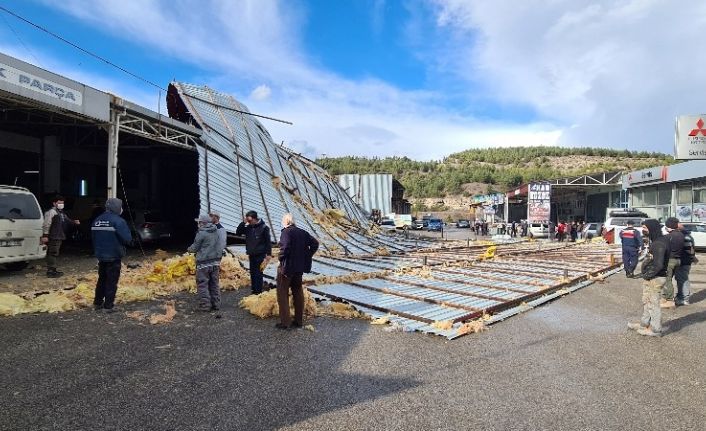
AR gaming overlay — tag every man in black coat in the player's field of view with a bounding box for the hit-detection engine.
[275,213,319,329]
[628,219,670,337]
[236,210,272,294]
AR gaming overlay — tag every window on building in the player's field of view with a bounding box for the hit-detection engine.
[678,182,693,205]
[642,186,657,206]
[693,180,706,204]
[657,185,672,205]
[631,189,642,207]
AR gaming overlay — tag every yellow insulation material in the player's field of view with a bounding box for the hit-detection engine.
[239,289,318,319]
[456,320,487,336]
[0,292,29,316]
[318,302,363,319]
[28,291,75,313]
[149,300,177,325]
[431,320,454,330]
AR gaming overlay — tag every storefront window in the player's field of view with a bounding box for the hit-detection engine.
[693,180,706,204]
[677,182,693,205]
[642,186,657,206]
[657,184,672,205]
[631,189,643,207]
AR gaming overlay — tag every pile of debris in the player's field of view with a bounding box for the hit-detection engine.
[0,253,250,316]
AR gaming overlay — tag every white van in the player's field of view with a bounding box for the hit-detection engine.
[0,186,46,270]
[528,222,549,239]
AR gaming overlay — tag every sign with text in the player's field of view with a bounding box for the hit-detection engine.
[675,115,706,160]
[624,166,667,186]
[0,62,82,106]
[527,181,551,222]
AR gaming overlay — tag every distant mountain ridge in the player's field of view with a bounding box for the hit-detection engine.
[317,146,673,199]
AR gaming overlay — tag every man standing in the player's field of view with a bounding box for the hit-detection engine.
[209,211,227,255]
[92,198,131,312]
[619,220,642,278]
[188,214,222,312]
[628,219,670,337]
[661,217,685,309]
[236,210,272,294]
[276,213,319,330]
[675,223,697,306]
[42,195,80,278]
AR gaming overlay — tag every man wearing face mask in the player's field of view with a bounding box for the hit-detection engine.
[91,198,132,312]
[41,195,80,278]
[235,210,272,294]
[628,219,670,337]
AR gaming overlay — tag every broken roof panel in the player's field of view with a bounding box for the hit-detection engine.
[167,82,412,253]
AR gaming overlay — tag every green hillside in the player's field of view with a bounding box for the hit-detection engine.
[317,146,674,198]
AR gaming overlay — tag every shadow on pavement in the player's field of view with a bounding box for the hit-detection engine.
[0,292,420,430]
[664,309,706,335]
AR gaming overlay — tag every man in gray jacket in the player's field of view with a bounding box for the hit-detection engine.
[188,214,222,312]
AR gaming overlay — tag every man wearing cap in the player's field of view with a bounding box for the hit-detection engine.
[619,220,642,278]
[661,217,685,309]
[42,195,81,278]
[209,211,227,255]
[235,210,272,294]
[91,198,132,312]
[188,214,222,312]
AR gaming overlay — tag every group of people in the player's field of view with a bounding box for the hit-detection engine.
[43,197,319,328]
[556,221,584,242]
[624,217,697,337]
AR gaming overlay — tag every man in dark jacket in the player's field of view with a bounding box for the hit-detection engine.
[628,219,670,337]
[236,210,272,294]
[661,217,685,308]
[276,213,319,329]
[675,223,697,306]
[188,214,222,312]
[91,198,131,312]
[619,220,642,278]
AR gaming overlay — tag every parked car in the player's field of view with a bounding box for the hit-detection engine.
[0,186,46,271]
[379,218,397,232]
[603,209,647,245]
[457,219,471,229]
[427,218,443,232]
[128,210,173,246]
[682,222,706,250]
[582,222,603,239]
[528,222,549,239]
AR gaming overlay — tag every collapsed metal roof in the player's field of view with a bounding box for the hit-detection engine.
[166,82,430,254]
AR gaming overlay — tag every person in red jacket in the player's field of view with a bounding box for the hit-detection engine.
[275,213,319,330]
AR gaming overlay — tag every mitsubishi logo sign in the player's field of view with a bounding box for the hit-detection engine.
[676,115,706,160]
[688,118,706,137]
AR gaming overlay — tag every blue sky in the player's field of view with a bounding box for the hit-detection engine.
[0,1,703,159]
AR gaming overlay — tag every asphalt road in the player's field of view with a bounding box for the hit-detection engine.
[2,268,705,430]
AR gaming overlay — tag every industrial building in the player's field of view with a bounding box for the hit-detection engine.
[338,173,410,216]
[501,171,625,223]
[0,51,423,253]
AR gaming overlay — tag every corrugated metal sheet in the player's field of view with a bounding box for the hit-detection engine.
[168,82,422,254]
[338,174,393,215]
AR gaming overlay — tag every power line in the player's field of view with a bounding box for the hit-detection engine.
[1,13,41,66]
[0,5,293,125]
[0,5,166,91]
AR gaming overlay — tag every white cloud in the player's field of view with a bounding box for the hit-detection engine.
[31,0,561,160]
[430,0,706,153]
[249,84,272,101]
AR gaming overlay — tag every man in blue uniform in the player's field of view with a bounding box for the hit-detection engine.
[91,198,132,312]
[619,220,642,278]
